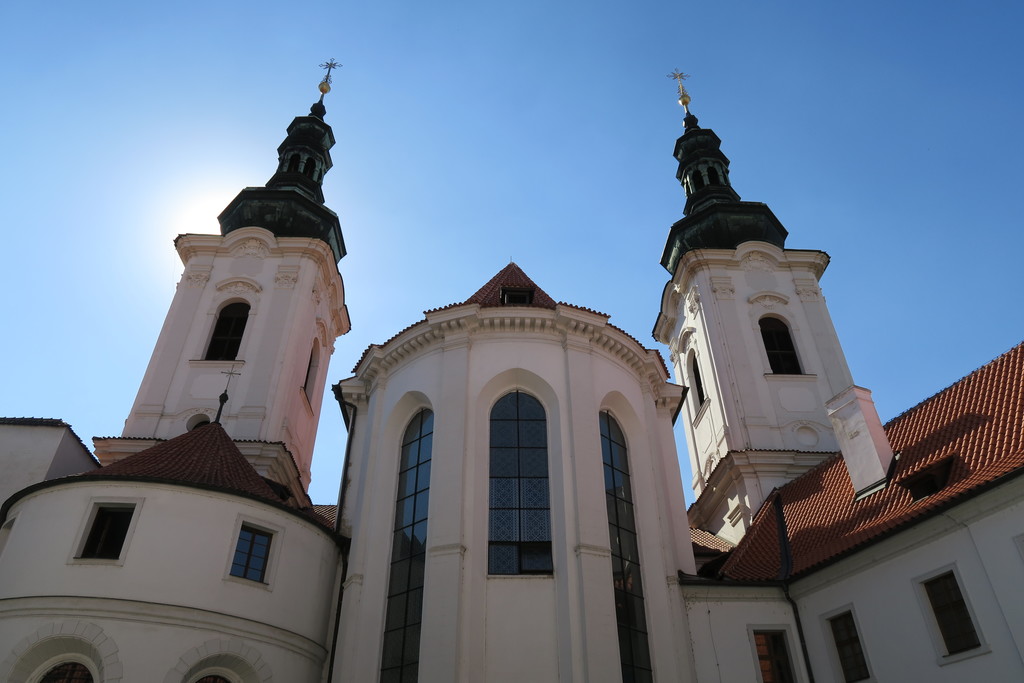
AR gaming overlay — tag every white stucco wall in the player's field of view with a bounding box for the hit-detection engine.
[120,227,349,486]
[0,424,96,506]
[0,479,342,681]
[334,303,696,682]
[790,478,1024,682]
[656,241,854,538]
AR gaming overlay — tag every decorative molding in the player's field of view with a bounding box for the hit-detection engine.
[711,277,735,299]
[274,269,298,289]
[235,238,269,259]
[686,288,701,316]
[165,638,271,683]
[794,279,821,301]
[749,293,788,310]
[215,279,262,296]
[575,543,611,558]
[0,621,121,683]
[184,270,210,288]
[428,543,468,558]
[740,251,776,272]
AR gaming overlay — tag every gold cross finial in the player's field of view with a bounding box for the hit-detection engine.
[667,69,691,111]
[318,59,342,95]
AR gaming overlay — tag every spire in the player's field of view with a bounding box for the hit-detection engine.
[660,72,787,275]
[218,62,347,263]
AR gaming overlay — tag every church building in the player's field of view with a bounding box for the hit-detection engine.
[0,70,1021,683]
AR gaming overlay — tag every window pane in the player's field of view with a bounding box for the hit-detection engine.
[601,413,653,680]
[382,409,433,682]
[924,572,981,654]
[488,392,552,575]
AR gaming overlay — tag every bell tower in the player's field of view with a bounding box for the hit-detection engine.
[96,64,351,495]
[653,74,879,543]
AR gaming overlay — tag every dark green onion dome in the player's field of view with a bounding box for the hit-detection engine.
[218,90,346,263]
[661,111,787,275]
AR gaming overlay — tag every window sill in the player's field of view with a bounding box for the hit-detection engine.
[70,556,126,567]
[224,574,273,591]
[937,644,991,667]
[692,399,710,426]
[763,373,817,382]
[487,573,554,580]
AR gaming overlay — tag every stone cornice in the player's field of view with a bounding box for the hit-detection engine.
[658,242,831,340]
[175,227,349,338]
[353,303,670,398]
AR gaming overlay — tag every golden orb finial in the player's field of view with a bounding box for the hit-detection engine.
[667,69,692,112]
[318,59,341,97]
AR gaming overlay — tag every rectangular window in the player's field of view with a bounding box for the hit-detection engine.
[230,525,272,582]
[79,506,135,559]
[828,611,870,682]
[753,631,795,683]
[923,571,981,655]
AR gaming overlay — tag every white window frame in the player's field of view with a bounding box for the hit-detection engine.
[223,513,283,590]
[820,604,874,682]
[68,496,144,566]
[746,623,805,683]
[912,564,990,666]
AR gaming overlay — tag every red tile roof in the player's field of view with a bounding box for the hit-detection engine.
[353,263,667,373]
[462,262,558,309]
[721,341,1024,581]
[312,504,337,527]
[691,527,735,554]
[80,422,280,502]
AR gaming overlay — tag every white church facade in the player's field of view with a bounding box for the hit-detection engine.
[1,74,1022,682]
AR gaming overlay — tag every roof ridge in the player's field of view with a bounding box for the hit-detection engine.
[884,340,1024,429]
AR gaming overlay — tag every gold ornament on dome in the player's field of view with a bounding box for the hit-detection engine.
[667,69,691,110]
[319,59,341,95]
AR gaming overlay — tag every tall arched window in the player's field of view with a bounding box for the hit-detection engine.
[303,339,321,402]
[601,412,653,683]
[205,302,250,361]
[759,317,802,374]
[690,355,707,409]
[40,662,93,682]
[381,409,433,683]
[488,391,552,575]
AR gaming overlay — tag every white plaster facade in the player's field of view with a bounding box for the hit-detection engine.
[106,227,350,488]
[333,300,696,683]
[655,241,855,542]
[680,477,1024,683]
[0,479,342,682]
[0,421,96,505]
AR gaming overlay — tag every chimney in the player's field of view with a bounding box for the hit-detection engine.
[826,386,894,495]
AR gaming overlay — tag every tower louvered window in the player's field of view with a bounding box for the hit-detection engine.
[488,391,552,574]
[205,302,250,361]
[759,317,802,375]
[601,412,653,683]
[381,409,433,683]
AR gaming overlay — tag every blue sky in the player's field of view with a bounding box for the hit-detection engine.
[1,0,1022,505]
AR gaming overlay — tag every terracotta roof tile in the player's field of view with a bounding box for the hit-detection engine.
[691,527,735,554]
[312,504,337,526]
[722,341,1024,581]
[80,422,280,502]
[463,262,558,309]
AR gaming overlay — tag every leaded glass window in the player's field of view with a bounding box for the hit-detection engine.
[381,409,433,683]
[601,412,652,683]
[488,391,552,575]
